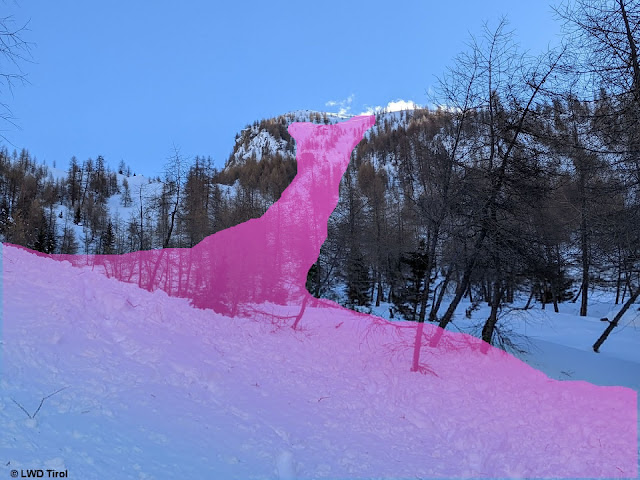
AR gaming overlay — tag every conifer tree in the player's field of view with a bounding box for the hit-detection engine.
[121,177,132,207]
[101,220,115,254]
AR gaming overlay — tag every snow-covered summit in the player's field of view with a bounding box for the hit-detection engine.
[224,109,427,170]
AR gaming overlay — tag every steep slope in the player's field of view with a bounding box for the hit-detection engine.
[224,109,419,170]
[226,111,343,169]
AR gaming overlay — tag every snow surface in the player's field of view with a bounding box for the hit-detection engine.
[1,243,637,479]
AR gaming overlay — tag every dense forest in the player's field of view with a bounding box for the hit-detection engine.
[2,1,640,350]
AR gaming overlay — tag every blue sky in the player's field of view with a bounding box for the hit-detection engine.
[4,1,562,176]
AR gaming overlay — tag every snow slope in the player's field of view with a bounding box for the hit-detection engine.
[44,165,163,255]
[1,243,637,479]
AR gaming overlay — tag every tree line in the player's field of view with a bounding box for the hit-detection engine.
[0,146,297,256]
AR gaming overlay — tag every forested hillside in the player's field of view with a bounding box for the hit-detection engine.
[3,3,640,352]
[1,99,638,336]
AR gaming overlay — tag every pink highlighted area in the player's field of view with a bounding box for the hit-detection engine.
[1,115,637,478]
[10,115,375,315]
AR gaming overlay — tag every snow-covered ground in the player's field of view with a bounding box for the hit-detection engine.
[1,243,638,479]
[45,165,162,255]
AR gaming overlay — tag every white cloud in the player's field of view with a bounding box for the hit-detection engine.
[386,99,419,112]
[325,96,422,117]
[325,94,356,116]
[360,99,421,115]
[360,106,379,115]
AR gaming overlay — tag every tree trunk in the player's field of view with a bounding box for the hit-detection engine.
[615,256,622,305]
[437,228,488,334]
[411,320,425,372]
[163,184,179,248]
[483,277,491,305]
[417,272,431,323]
[139,186,145,251]
[572,282,583,303]
[430,270,451,321]
[481,281,502,344]
[579,167,589,317]
[292,294,310,330]
[524,286,535,310]
[593,286,640,352]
